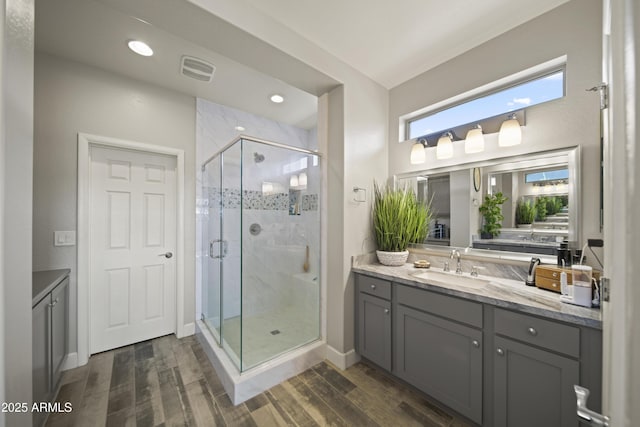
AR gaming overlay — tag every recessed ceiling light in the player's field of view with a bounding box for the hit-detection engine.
[270,94,284,104]
[235,125,245,131]
[127,40,153,57]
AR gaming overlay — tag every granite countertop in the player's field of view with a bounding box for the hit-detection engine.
[352,262,602,329]
[33,269,70,308]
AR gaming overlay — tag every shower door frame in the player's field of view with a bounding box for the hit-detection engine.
[201,135,323,373]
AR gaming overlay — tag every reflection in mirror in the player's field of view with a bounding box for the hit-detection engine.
[396,147,580,257]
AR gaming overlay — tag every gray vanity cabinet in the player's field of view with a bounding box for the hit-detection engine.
[32,275,68,413]
[356,275,392,371]
[394,285,483,424]
[493,336,579,427]
[32,296,51,408]
[353,272,602,426]
[493,308,582,427]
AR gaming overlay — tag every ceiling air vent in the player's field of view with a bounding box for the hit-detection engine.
[180,56,216,82]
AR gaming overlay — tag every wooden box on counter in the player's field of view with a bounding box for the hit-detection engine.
[536,265,602,293]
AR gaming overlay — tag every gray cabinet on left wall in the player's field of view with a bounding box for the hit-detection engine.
[32,270,69,427]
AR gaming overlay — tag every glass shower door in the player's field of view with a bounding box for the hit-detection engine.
[202,155,222,344]
[221,143,243,368]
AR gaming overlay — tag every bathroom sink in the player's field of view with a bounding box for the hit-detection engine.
[412,270,491,289]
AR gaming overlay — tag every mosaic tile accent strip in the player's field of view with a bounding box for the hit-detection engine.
[302,194,318,211]
[205,186,318,211]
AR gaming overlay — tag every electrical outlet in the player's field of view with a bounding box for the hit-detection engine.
[54,231,76,246]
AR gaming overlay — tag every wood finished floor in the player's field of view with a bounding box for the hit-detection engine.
[45,334,471,427]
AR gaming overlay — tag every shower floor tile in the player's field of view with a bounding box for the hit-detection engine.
[215,305,319,370]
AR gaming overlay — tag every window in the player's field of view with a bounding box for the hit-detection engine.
[525,168,569,183]
[407,69,565,140]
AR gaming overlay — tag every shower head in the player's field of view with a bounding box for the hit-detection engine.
[254,152,265,163]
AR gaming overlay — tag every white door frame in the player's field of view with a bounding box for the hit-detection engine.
[77,133,186,366]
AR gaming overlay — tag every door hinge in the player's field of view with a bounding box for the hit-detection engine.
[600,277,610,302]
[586,83,609,110]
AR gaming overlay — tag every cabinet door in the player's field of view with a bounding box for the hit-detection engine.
[32,295,51,404]
[358,293,391,371]
[395,305,483,424]
[494,336,579,427]
[50,278,68,391]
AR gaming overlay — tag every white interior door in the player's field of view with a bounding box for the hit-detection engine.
[90,145,177,354]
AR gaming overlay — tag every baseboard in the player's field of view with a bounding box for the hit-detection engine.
[179,322,195,338]
[62,352,79,370]
[325,345,360,370]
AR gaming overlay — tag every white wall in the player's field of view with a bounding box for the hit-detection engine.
[2,0,34,425]
[33,52,197,356]
[389,0,603,249]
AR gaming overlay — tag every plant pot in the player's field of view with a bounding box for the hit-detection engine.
[480,232,493,239]
[516,223,533,229]
[376,250,409,266]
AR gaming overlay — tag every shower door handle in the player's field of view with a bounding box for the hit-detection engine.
[209,239,222,259]
[209,239,228,259]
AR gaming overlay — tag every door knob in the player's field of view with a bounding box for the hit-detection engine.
[159,252,173,259]
[574,385,609,426]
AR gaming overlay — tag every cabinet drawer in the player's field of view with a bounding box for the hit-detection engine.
[494,308,579,357]
[396,284,483,328]
[358,275,391,300]
[536,276,562,293]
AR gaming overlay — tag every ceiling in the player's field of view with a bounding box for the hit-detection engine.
[34,0,320,129]
[35,0,569,130]
[243,0,569,89]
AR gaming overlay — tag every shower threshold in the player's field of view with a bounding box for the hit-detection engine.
[195,320,326,405]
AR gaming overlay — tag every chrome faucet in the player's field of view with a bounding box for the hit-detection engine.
[450,249,462,274]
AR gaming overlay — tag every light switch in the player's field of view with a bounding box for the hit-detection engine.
[54,231,76,246]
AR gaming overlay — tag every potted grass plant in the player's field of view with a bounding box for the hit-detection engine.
[479,192,508,239]
[515,199,536,228]
[373,182,432,266]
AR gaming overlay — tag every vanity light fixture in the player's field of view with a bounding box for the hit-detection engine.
[127,40,153,57]
[436,132,454,159]
[298,172,308,186]
[410,139,427,164]
[498,113,522,147]
[465,124,485,154]
[289,174,299,187]
[270,94,285,104]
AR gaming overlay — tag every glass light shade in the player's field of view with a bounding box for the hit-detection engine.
[298,172,307,186]
[498,117,522,147]
[410,141,426,164]
[127,40,153,57]
[465,127,485,153]
[289,175,299,187]
[262,182,273,194]
[436,134,453,159]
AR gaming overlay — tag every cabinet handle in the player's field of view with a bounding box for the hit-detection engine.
[553,272,558,278]
[528,327,538,336]
[497,348,504,356]
[48,298,59,308]
[384,309,390,314]
[472,340,480,348]
[371,284,376,290]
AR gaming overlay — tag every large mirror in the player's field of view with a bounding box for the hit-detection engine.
[396,147,580,257]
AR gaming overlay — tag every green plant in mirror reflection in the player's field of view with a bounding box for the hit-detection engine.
[479,192,508,238]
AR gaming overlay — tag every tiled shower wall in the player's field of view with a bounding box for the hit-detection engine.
[196,99,320,329]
